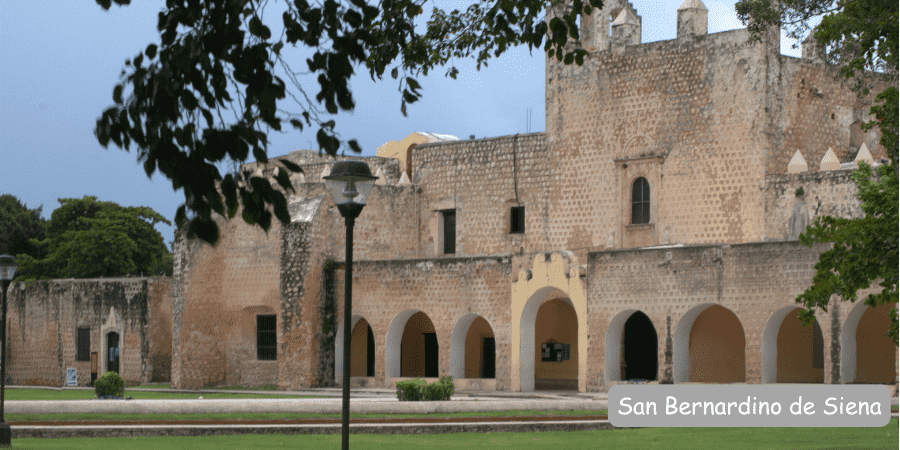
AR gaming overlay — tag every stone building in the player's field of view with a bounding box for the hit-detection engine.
[170,1,897,392]
[4,277,173,387]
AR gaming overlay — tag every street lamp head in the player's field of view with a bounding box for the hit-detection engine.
[0,255,16,282]
[324,161,378,208]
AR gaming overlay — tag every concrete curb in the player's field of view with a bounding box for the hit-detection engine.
[11,420,618,438]
[7,399,609,415]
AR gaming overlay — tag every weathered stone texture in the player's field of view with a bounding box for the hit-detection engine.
[6,278,167,386]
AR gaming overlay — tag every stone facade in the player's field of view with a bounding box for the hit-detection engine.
[170,1,896,392]
[5,277,172,387]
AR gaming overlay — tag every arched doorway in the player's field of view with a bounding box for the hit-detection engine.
[350,318,375,377]
[777,309,824,383]
[534,298,578,390]
[450,314,495,380]
[675,304,745,383]
[512,252,588,392]
[107,332,120,374]
[762,306,824,384]
[843,301,896,384]
[399,311,438,377]
[623,312,657,380]
[605,309,658,384]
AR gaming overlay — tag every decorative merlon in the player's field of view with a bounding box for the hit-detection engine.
[854,143,874,166]
[611,8,640,48]
[787,150,808,174]
[819,147,840,171]
[677,0,708,39]
[320,165,331,182]
[375,167,386,185]
[801,30,825,63]
[397,171,412,187]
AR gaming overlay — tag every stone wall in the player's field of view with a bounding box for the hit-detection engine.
[5,277,170,387]
[335,256,513,390]
[585,241,893,391]
[764,169,863,241]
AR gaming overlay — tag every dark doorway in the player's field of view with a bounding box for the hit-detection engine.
[424,333,439,377]
[481,337,496,378]
[623,312,657,381]
[367,325,375,377]
[107,332,120,374]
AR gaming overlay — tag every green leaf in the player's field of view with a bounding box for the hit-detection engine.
[145,44,157,59]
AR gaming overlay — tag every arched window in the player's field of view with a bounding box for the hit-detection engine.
[632,177,650,224]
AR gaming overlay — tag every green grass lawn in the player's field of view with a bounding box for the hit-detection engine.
[8,410,606,422]
[8,419,898,449]
[4,389,314,401]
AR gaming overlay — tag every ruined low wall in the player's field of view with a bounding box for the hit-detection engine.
[5,277,170,387]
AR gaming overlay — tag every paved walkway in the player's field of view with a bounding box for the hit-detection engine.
[6,386,897,438]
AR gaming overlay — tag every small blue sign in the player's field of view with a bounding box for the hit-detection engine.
[66,368,77,386]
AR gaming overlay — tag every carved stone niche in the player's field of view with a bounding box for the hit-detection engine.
[615,154,663,249]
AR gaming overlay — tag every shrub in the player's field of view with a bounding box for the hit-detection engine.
[396,376,454,401]
[94,371,125,398]
[396,378,427,401]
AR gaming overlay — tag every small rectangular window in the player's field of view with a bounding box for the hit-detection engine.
[257,315,277,361]
[510,206,525,234]
[77,328,90,361]
[442,209,456,254]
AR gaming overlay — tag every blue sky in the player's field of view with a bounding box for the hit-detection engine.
[0,1,802,249]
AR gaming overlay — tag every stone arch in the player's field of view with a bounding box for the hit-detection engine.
[449,313,496,380]
[674,303,746,383]
[605,309,658,384]
[761,306,824,384]
[842,301,896,384]
[511,252,588,392]
[385,309,439,382]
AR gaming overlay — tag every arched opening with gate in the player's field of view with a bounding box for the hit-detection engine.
[398,311,439,378]
[450,314,495,380]
[761,307,824,384]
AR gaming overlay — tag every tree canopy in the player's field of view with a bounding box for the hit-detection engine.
[94,0,601,245]
[0,194,46,260]
[737,0,898,344]
[14,196,173,280]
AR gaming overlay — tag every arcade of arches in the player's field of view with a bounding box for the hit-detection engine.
[338,301,894,391]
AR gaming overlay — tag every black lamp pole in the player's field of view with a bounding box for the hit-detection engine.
[0,278,8,447]
[339,203,363,450]
[324,161,377,450]
[0,254,16,448]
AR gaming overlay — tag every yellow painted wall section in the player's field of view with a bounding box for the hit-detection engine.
[400,312,436,377]
[776,308,823,383]
[534,298,578,381]
[464,316,495,378]
[689,304,746,383]
[350,318,370,377]
[855,302,896,384]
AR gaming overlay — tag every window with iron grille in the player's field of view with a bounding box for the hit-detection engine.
[632,177,650,224]
[442,209,456,254]
[510,206,525,234]
[77,328,90,361]
[257,315,277,361]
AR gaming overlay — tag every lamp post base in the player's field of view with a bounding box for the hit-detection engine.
[0,422,10,447]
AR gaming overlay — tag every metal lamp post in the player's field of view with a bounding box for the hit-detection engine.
[0,255,18,448]
[324,161,377,450]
